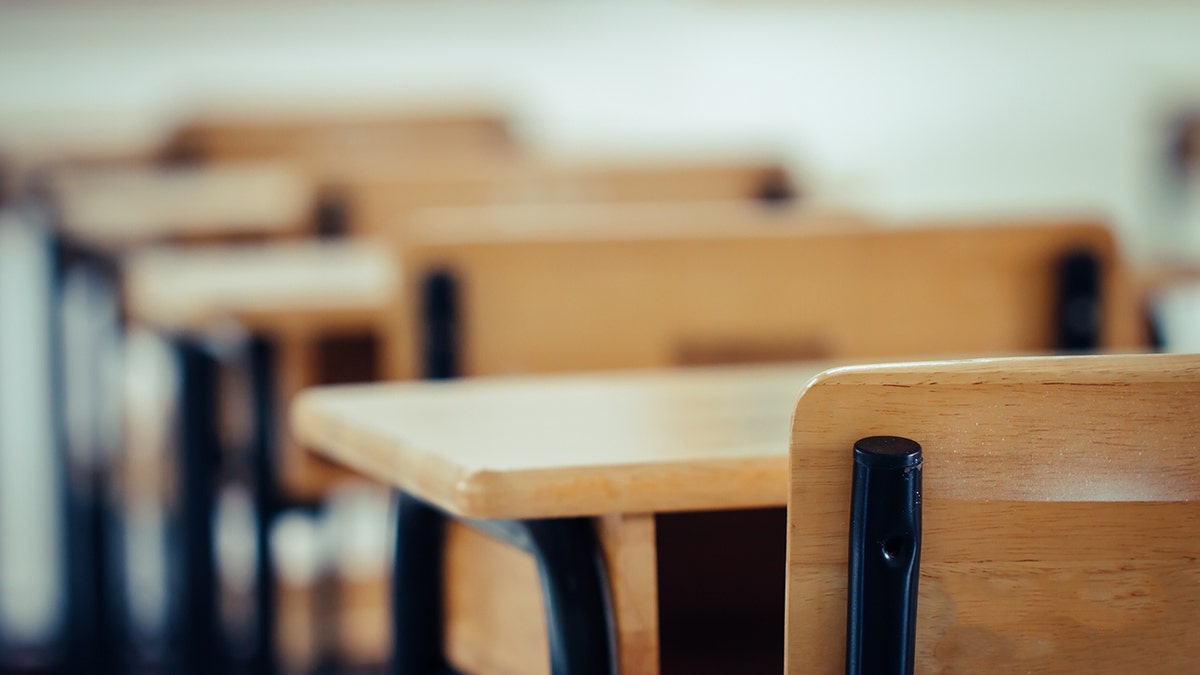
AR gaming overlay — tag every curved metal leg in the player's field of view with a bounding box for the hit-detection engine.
[391,492,615,675]
[525,519,614,675]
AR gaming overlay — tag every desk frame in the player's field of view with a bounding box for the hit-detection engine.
[392,494,614,675]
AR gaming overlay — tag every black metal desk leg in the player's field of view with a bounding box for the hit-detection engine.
[175,339,222,675]
[391,492,449,675]
[525,519,614,675]
[845,436,922,675]
[390,496,614,675]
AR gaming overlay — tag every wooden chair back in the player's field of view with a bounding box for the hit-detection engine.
[337,159,795,237]
[160,110,514,169]
[786,353,1200,672]
[391,217,1143,378]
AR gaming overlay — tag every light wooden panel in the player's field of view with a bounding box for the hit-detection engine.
[786,353,1200,673]
[338,159,794,236]
[392,218,1143,379]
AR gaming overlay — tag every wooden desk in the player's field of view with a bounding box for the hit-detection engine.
[126,239,399,496]
[291,360,848,674]
[126,239,396,337]
[294,362,824,519]
[51,162,313,249]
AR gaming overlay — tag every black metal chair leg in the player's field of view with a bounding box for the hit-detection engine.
[175,339,222,675]
[525,519,614,675]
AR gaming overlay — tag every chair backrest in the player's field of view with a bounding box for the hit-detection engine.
[786,353,1200,673]
[160,110,514,169]
[389,216,1143,378]
[338,159,795,236]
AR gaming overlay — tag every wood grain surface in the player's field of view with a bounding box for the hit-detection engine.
[294,362,830,519]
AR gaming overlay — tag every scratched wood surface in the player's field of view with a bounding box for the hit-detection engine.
[391,218,1142,379]
[786,353,1200,673]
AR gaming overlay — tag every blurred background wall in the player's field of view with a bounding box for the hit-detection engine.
[1,0,1198,258]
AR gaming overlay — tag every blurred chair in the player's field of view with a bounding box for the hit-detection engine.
[787,353,1200,673]
[332,157,797,237]
[159,107,515,170]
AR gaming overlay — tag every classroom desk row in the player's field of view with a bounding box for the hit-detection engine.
[107,205,1148,674]
[291,352,1200,674]
[47,156,797,249]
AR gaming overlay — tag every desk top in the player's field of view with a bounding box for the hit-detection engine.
[53,162,311,248]
[292,361,836,519]
[125,239,398,335]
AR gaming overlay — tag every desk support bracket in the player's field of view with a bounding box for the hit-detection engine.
[392,493,615,675]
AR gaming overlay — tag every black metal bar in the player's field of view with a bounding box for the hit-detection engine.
[1055,249,1102,352]
[391,493,450,675]
[248,336,279,675]
[524,519,614,675]
[846,436,922,675]
[175,339,223,675]
[391,494,614,675]
[314,191,350,239]
[420,270,460,380]
[756,169,796,205]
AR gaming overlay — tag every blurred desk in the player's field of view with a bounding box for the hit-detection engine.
[126,239,396,337]
[292,361,839,675]
[52,162,313,250]
[124,239,398,674]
